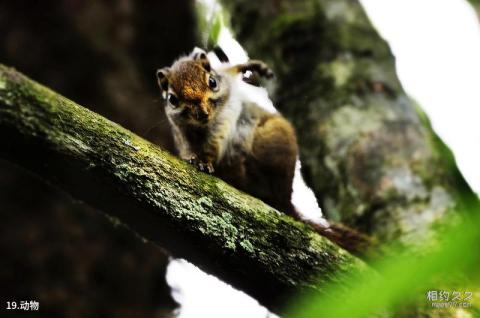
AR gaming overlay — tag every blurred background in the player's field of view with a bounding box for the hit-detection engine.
[0,1,195,317]
[0,0,479,317]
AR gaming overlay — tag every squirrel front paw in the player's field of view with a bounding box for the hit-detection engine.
[245,60,274,79]
[186,155,215,174]
[198,161,215,174]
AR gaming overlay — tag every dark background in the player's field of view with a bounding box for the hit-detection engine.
[0,1,198,317]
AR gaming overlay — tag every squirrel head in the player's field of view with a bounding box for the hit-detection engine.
[156,51,230,127]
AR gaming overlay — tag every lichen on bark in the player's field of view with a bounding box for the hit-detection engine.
[0,64,372,312]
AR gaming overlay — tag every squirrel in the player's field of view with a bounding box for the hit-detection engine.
[156,49,374,257]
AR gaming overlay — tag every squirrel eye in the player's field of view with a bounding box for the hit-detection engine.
[208,76,217,90]
[168,94,179,107]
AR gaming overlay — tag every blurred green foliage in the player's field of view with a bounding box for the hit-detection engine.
[286,198,480,318]
[196,2,229,48]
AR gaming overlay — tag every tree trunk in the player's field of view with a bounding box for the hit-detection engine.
[0,64,373,313]
[218,1,478,316]
[221,0,474,248]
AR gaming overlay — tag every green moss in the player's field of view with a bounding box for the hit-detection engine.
[0,77,6,90]
[240,239,254,253]
[0,62,374,311]
[197,196,213,209]
[324,58,354,87]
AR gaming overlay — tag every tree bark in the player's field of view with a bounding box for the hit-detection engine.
[221,0,475,250]
[217,1,479,316]
[0,64,373,313]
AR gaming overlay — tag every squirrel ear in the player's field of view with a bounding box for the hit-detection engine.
[198,53,211,72]
[191,50,211,72]
[190,47,207,58]
[156,68,170,99]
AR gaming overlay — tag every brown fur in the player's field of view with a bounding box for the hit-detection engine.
[156,50,374,258]
[225,60,274,79]
[214,107,298,217]
[156,52,298,215]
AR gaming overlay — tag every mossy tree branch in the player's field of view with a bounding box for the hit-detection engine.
[0,64,372,312]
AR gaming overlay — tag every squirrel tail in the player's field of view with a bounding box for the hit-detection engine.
[309,222,376,258]
[286,204,378,259]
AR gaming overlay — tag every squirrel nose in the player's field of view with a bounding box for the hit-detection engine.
[196,109,209,122]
